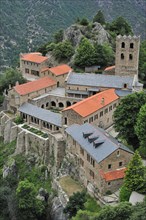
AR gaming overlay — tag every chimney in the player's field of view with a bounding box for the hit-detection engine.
[101,97,105,105]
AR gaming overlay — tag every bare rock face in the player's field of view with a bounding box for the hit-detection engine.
[63,22,110,47]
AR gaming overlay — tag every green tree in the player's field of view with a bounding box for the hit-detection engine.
[119,185,132,202]
[109,16,133,36]
[139,40,146,84]
[80,18,89,26]
[94,202,132,220]
[93,10,105,25]
[130,197,146,220]
[113,92,146,149]
[16,179,45,220]
[53,29,64,43]
[124,151,146,193]
[63,191,87,218]
[53,40,74,60]
[94,43,114,67]
[0,68,26,94]
[135,104,146,155]
[74,37,96,67]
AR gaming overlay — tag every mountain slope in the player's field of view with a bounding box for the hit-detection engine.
[0,0,146,69]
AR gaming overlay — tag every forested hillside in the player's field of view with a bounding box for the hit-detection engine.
[0,0,146,69]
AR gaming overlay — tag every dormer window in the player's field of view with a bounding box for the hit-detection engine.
[121,42,125,48]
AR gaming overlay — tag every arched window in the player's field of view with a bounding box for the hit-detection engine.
[130,43,134,49]
[58,102,64,108]
[121,53,124,60]
[41,104,44,108]
[57,81,60,87]
[46,102,49,107]
[66,101,71,107]
[51,101,56,107]
[124,83,127,89]
[129,54,133,60]
[121,42,125,48]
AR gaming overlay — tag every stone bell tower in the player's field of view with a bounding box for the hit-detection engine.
[115,35,140,77]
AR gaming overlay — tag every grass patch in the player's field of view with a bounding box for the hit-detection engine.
[85,195,101,213]
[59,176,83,196]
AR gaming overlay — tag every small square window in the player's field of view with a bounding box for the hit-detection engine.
[108,182,111,186]
[108,164,112,169]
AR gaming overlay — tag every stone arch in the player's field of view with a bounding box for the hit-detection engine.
[121,42,125,48]
[58,102,64,108]
[51,101,56,107]
[66,101,71,107]
[41,104,44,108]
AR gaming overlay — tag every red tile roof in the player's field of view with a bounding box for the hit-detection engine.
[21,53,48,64]
[14,77,56,95]
[63,89,119,117]
[104,65,115,71]
[100,168,126,181]
[49,64,72,76]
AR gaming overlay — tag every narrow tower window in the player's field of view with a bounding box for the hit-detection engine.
[121,42,125,48]
[130,43,134,49]
[121,53,124,60]
[129,54,133,60]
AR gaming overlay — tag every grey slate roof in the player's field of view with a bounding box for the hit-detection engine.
[115,89,132,97]
[19,103,62,127]
[67,72,134,89]
[66,123,133,163]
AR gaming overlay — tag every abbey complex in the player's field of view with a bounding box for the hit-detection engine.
[0,35,143,198]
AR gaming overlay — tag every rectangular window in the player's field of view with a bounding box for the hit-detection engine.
[91,158,95,167]
[108,164,112,169]
[109,106,112,111]
[80,158,84,167]
[100,111,103,117]
[119,162,123,167]
[108,182,111,186]
[113,103,117,108]
[87,154,90,162]
[89,117,93,123]
[73,140,76,146]
[25,68,29,73]
[104,108,108,114]
[90,170,94,179]
[80,147,84,156]
[94,114,98,120]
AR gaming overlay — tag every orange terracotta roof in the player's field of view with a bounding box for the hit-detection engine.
[14,77,56,95]
[63,89,119,117]
[49,64,72,76]
[100,167,127,181]
[21,53,48,64]
[104,65,115,71]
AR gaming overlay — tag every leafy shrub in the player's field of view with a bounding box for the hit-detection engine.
[119,185,132,202]
[80,18,89,26]
[14,115,24,125]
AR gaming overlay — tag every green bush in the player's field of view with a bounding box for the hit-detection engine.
[80,18,89,26]
[119,185,132,202]
[14,115,24,125]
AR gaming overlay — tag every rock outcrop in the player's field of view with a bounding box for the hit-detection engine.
[63,22,110,47]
